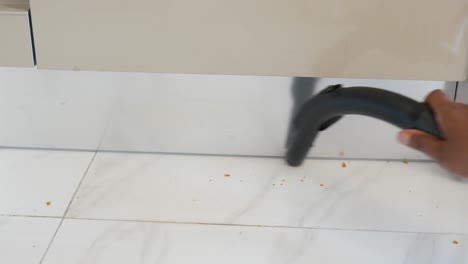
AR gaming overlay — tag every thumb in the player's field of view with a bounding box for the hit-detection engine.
[398,129,443,160]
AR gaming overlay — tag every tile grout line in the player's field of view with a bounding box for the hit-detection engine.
[2,212,467,237]
[38,151,98,264]
[60,216,468,237]
[0,146,435,163]
[0,214,61,219]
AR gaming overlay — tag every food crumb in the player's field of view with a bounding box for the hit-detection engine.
[46,201,51,206]
[320,184,324,187]
[300,179,304,182]
[224,174,231,177]
[281,179,286,182]
[272,184,276,186]
[341,162,347,168]
[453,240,459,245]
[403,160,409,164]
[280,183,284,186]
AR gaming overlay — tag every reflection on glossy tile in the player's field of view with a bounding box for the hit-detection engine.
[43,219,468,264]
[0,216,60,264]
[0,149,94,216]
[68,152,467,233]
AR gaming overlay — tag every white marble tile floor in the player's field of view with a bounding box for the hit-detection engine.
[1,149,467,264]
[41,219,468,264]
[0,149,95,216]
[0,216,60,264]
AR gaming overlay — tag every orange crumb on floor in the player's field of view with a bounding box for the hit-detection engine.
[320,184,324,187]
[453,240,459,245]
[403,160,409,164]
[341,162,347,168]
[46,201,51,206]
[224,174,231,177]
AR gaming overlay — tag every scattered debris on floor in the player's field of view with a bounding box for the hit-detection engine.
[403,160,409,164]
[320,184,324,187]
[281,179,286,182]
[300,179,304,182]
[341,162,347,168]
[453,240,459,245]
[224,173,231,177]
[272,184,276,187]
[46,201,51,206]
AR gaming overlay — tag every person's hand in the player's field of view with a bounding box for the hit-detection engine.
[398,90,468,177]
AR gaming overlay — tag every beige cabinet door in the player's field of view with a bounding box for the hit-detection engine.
[30,0,467,80]
[0,1,33,67]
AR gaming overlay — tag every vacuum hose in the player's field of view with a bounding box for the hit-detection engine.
[285,85,444,166]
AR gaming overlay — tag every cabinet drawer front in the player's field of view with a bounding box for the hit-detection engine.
[30,0,468,80]
[0,3,33,67]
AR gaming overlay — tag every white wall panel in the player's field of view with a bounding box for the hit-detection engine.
[0,68,455,159]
